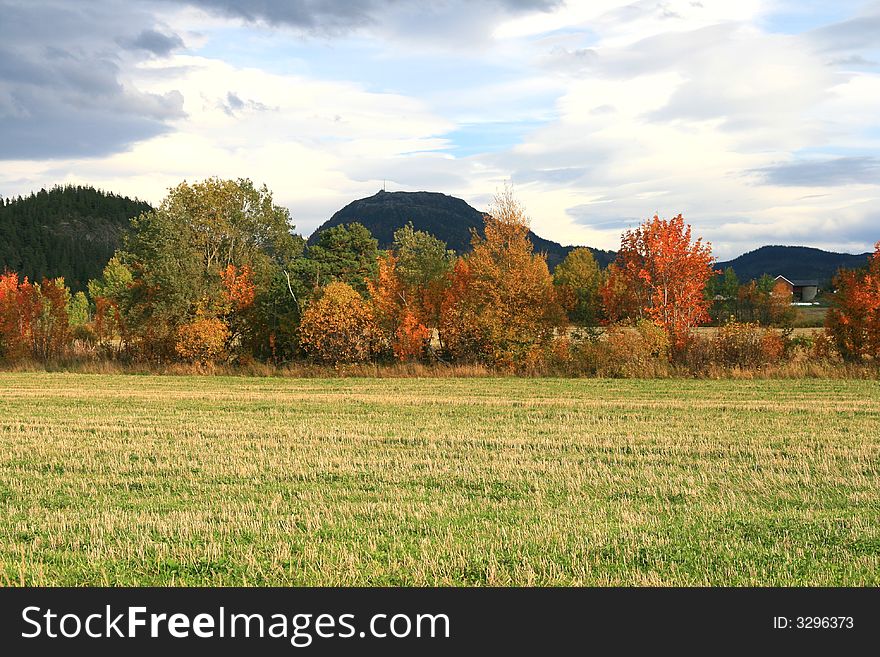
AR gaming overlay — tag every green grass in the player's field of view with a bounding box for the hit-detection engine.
[1,373,878,586]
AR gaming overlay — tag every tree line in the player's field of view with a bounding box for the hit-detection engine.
[0,178,878,371]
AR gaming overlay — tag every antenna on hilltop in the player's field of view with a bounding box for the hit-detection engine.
[383,179,386,192]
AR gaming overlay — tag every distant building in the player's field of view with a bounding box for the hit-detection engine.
[774,275,819,302]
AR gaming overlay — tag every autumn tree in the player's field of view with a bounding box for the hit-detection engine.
[0,274,71,361]
[218,263,256,356]
[30,278,72,361]
[0,272,27,359]
[299,282,377,364]
[554,247,601,326]
[601,214,716,349]
[220,264,256,311]
[175,315,230,364]
[87,256,133,345]
[438,258,484,360]
[365,224,452,361]
[439,187,564,366]
[367,252,431,361]
[825,242,880,361]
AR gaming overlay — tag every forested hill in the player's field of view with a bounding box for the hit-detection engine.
[309,190,616,270]
[0,185,152,291]
[717,245,871,285]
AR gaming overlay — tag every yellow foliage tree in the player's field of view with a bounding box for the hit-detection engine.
[299,282,377,364]
[440,186,565,366]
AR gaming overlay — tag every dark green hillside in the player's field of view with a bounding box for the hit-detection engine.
[0,185,151,291]
[717,245,871,285]
[309,190,615,270]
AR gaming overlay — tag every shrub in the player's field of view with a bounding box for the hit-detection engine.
[712,322,760,367]
[583,320,671,377]
[811,332,837,361]
[175,317,230,364]
[759,330,785,364]
[712,321,785,368]
[679,333,714,375]
[71,323,97,345]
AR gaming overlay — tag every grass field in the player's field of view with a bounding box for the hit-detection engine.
[1,373,878,586]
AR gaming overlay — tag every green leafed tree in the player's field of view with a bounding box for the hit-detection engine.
[390,223,454,330]
[87,255,134,302]
[553,247,601,326]
[67,291,90,327]
[117,178,303,359]
[392,223,454,290]
[305,222,378,294]
[707,266,740,323]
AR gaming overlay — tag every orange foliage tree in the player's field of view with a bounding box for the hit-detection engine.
[218,263,257,358]
[439,187,564,366]
[825,242,880,361]
[299,282,378,364]
[0,272,28,359]
[438,258,484,360]
[367,253,431,361]
[220,264,256,311]
[601,214,716,348]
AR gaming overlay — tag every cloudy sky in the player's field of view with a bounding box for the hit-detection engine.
[1,0,878,258]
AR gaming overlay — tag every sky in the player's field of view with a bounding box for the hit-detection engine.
[1,0,879,259]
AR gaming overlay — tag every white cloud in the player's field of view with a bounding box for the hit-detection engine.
[1,0,879,259]
[1,53,455,233]
[472,4,880,258]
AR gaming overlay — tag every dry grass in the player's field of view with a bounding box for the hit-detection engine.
[1,373,878,586]
[3,354,877,380]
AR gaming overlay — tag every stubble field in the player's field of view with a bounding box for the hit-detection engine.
[0,373,877,586]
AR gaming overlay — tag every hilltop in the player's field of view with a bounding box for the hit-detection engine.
[0,185,151,291]
[308,190,616,270]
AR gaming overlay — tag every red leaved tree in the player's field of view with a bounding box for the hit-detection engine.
[0,274,71,361]
[0,272,28,359]
[825,241,880,361]
[601,214,716,349]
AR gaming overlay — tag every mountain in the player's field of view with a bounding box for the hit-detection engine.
[717,245,871,286]
[308,190,616,270]
[0,185,152,292]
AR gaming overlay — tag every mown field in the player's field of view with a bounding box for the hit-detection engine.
[0,373,878,586]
